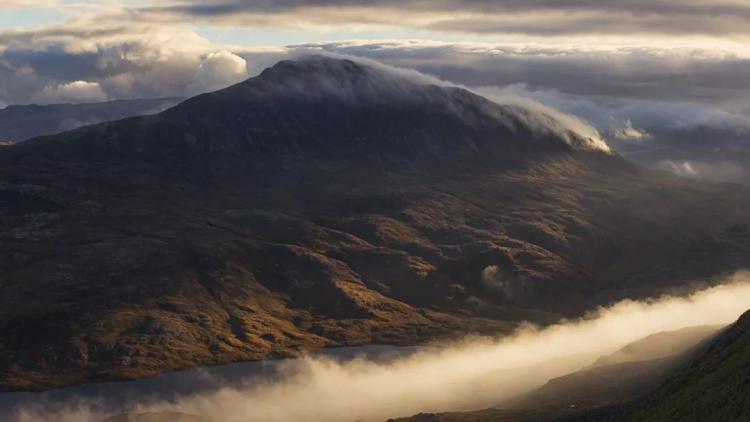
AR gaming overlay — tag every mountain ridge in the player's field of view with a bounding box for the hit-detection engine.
[0,97,183,143]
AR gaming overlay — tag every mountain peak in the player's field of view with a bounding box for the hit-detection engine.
[234,55,444,106]
[242,55,610,152]
[259,55,371,83]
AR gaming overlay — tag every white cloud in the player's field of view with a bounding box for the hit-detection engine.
[610,119,651,141]
[656,159,748,183]
[0,22,220,104]
[187,50,249,96]
[476,85,610,152]
[37,80,107,103]
[0,0,59,9]
[657,160,699,177]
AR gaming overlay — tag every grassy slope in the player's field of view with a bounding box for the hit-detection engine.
[391,322,735,422]
[625,311,750,422]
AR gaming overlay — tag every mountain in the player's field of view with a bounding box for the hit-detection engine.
[1,56,750,390]
[0,97,182,143]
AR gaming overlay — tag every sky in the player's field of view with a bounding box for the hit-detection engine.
[1,0,750,153]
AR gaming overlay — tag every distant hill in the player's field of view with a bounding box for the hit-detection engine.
[505,325,722,410]
[593,325,722,367]
[0,98,182,142]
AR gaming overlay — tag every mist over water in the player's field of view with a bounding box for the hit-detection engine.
[11,272,750,422]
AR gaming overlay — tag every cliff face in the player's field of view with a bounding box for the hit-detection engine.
[1,56,749,391]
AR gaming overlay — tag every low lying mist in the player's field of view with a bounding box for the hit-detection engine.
[13,272,750,422]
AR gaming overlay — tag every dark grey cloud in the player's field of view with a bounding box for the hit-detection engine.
[139,0,750,18]
[133,0,750,37]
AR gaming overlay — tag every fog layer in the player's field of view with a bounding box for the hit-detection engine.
[12,272,750,422]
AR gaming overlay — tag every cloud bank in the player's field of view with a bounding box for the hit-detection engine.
[0,22,260,106]
[132,0,750,38]
[301,40,750,108]
[10,272,750,422]
[187,50,248,96]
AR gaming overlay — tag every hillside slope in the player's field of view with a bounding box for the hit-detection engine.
[391,325,723,422]
[394,312,750,422]
[625,311,750,421]
[506,326,722,410]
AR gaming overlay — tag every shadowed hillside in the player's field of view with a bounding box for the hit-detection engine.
[624,310,750,422]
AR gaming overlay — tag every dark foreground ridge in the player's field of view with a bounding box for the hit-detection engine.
[624,310,750,421]
[1,56,750,390]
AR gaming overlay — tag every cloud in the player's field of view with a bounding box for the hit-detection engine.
[36,80,107,103]
[610,119,651,142]
[488,85,750,136]
[2,18,750,112]
[299,40,750,107]
[0,19,255,105]
[187,50,249,95]
[476,85,609,152]
[10,272,750,422]
[655,159,748,184]
[131,0,750,38]
[0,0,58,10]
[657,160,699,177]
